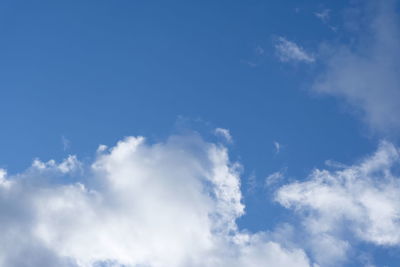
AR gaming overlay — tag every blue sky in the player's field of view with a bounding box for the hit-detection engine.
[1,1,400,266]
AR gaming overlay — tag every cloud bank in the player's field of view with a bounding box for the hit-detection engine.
[2,133,400,266]
[0,135,310,267]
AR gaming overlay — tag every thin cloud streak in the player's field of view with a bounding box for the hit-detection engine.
[274,37,315,63]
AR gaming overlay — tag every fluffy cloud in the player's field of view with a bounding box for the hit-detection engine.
[276,141,400,265]
[274,37,315,63]
[313,0,400,133]
[0,134,311,267]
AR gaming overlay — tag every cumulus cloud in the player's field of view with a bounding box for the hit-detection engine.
[313,0,400,133]
[0,134,311,267]
[276,141,400,265]
[274,37,315,63]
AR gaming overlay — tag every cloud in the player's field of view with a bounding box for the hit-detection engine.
[274,37,315,63]
[276,141,400,265]
[265,169,285,187]
[324,159,348,169]
[314,9,331,23]
[274,141,281,154]
[215,128,233,143]
[0,134,311,267]
[246,172,257,193]
[312,0,400,133]
[62,136,71,151]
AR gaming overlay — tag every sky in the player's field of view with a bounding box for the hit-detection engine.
[1,0,400,266]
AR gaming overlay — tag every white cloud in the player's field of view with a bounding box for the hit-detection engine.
[274,141,281,154]
[96,144,108,153]
[315,9,331,23]
[265,170,285,187]
[62,136,71,151]
[275,37,315,63]
[313,0,400,133]
[246,172,257,193]
[32,155,81,174]
[276,141,400,264]
[0,134,311,267]
[215,127,233,143]
[324,159,348,169]
[0,169,11,188]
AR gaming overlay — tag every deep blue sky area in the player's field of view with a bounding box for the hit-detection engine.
[0,0,371,173]
[1,1,396,266]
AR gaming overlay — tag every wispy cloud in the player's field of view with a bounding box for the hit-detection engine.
[265,169,286,187]
[215,127,233,143]
[313,1,400,134]
[241,45,265,68]
[61,135,70,151]
[274,37,315,63]
[274,141,281,154]
[315,9,331,23]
